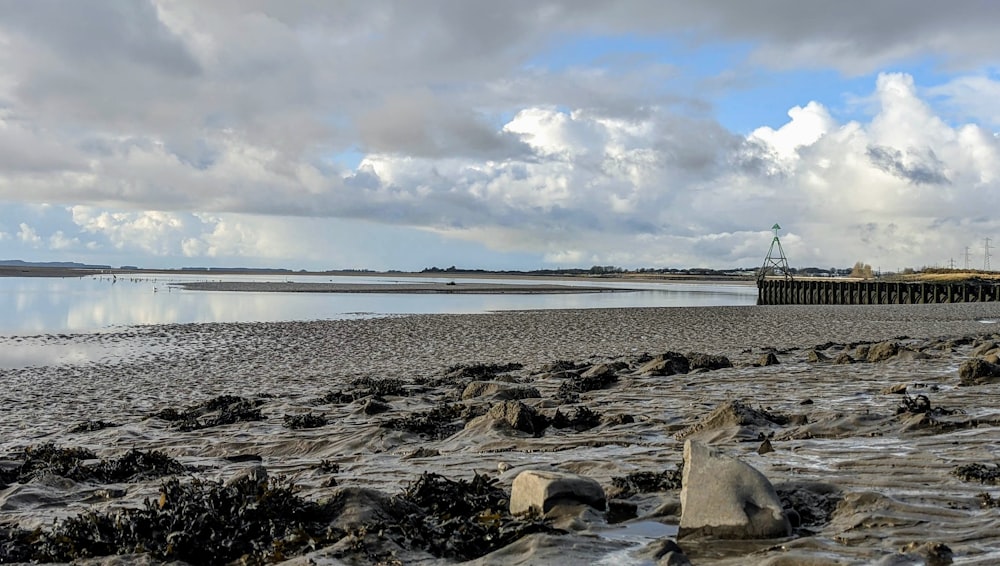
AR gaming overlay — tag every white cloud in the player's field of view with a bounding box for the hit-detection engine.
[48,230,79,250]
[749,101,834,164]
[71,207,187,254]
[17,223,40,245]
[0,3,998,271]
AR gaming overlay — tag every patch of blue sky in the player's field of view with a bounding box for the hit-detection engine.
[524,33,978,135]
[324,147,366,171]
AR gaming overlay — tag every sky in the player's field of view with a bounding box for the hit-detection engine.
[0,1,999,272]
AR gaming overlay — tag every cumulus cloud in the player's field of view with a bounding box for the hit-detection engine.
[17,223,41,246]
[0,3,999,270]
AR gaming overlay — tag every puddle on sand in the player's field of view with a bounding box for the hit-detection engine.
[0,339,169,369]
[594,520,679,565]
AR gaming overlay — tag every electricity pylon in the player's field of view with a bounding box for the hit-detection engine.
[758,223,791,282]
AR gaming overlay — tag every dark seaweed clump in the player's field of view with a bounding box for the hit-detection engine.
[10,474,339,565]
[776,484,842,531]
[549,406,602,432]
[0,526,36,563]
[373,472,557,561]
[610,464,684,497]
[151,395,264,431]
[381,403,465,440]
[15,444,97,482]
[556,365,619,403]
[352,376,408,397]
[953,463,1000,484]
[316,377,409,406]
[67,420,120,433]
[896,394,963,416]
[444,363,524,380]
[283,412,329,429]
[3,444,185,484]
[978,492,1000,508]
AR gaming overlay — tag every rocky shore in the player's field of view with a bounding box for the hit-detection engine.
[3,303,1000,564]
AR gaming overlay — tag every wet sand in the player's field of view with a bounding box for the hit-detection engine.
[3,303,1000,564]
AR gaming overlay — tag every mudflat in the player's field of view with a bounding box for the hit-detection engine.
[2,303,1000,564]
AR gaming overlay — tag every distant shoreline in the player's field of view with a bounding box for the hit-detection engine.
[173,281,643,294]
[0,265,756,285]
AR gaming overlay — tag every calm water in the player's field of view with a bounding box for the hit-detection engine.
[0,273,757,336]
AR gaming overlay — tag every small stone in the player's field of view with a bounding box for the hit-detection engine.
[606,499,638,523]
[757,352,780,366]
[806,350,829,363]
[881,383,908,395]
[757,438,774,455]
[833,353,855,364]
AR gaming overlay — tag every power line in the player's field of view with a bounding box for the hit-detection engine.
[986,237,993,271]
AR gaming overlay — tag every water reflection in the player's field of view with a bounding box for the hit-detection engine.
[0,274,758,336]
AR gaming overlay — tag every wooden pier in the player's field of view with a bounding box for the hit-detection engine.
[757,278,1000,305]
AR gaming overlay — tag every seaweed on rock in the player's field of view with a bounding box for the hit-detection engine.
[610,464,684,497]
[27,474,340,565]
[896,394,963,416]
[352,376,408,397]
[283,412,329,429]
[0,526,37,564]
[549,406,602,432]
[380,403,466,440]
[67,420,120,433]
[953,463,1000,484]
[444,363,524,380]
[4,445,185,484]
[372,472,558,562]
[17,444,97,481]
[151,395,265,431]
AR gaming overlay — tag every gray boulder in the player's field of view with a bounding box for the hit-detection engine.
[972,341,998,358]
[487,400,546,435]
[959,358,1000,385]
[635,352,690,376]
[509,469,606,515]
[679,440,791,539]
[686,352,733,371]
[867,341,899,363]
[833,353,855,364]
[806,349,829,363]
[461,380,541,401]
[757,352,780,366]
[580,362,625,380]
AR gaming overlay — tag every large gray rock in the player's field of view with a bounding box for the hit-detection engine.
[686,352,733,371]
[635,352,690,376]
[958,358,1000,385]
[867,341,899,363]
[510,470,606,515]
[674,400,785,442]
[679,440,791,539]
[971,341,998,358]
[487,400,546,435]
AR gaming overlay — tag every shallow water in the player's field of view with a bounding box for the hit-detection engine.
[0,274,756,368]
[0,273,756,336]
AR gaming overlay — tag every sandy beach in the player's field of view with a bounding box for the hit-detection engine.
[3,303,1000,564]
